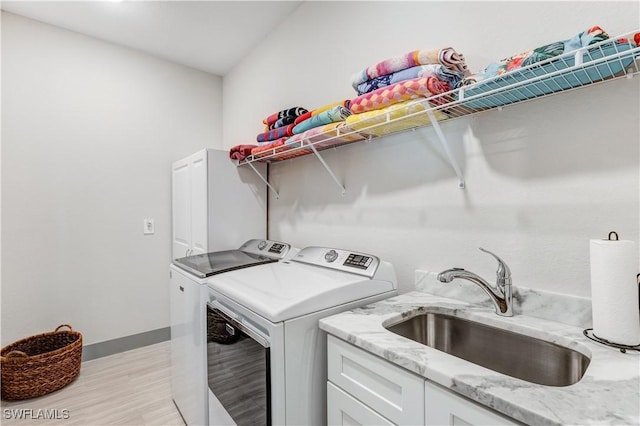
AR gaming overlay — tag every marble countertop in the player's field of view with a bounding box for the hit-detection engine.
[319,291,640,426]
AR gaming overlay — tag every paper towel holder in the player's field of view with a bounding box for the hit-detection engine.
[583,273,640,353]
[583,329,640,353]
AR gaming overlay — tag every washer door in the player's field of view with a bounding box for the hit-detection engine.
[206,305,271,425]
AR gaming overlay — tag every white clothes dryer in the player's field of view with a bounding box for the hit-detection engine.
[205,246,398,426]
[169,239,298,426]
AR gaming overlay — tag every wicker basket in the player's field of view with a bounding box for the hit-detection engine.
[1,324,83,401]
[207,312,240,345]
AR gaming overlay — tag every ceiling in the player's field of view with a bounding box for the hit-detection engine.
[1,0,303,76]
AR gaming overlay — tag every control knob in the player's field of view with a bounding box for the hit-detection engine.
[324,249,338,263]
[257,240,268,250]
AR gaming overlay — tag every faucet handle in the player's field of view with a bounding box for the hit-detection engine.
[478,247,512,285]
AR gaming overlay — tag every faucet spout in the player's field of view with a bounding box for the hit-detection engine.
[437,249,513,317]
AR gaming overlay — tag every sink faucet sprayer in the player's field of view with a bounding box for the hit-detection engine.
[437,248,513,317]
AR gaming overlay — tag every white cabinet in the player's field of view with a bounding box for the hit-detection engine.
[327,335,521,426]
[172,150,209,258]
[327,382,394,426]
[169,267,208,426]
[425,381,520,426]
[171,148,267,259]
[327,335,424,425]
[172,155,193,259]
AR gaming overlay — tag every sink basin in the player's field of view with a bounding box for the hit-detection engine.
[385,312,590,387]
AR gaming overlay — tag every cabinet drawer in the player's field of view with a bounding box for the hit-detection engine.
[327,382,394,426]
[327,335,424,425]
[425,380,521,426]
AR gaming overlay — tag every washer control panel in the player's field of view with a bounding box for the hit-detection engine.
[292,247,380,277]
[343,253,374,270]
[240,239,291,259]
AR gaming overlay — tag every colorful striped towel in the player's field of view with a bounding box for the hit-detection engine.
[464,26,611,85]
[264,115,297,131]
[257,136,289,146]
[256,124,295,143]
[229,144,258,161]
[292,106,351,134]
[251,139,286,157]
[345,99,447,137]
[262,107,308,127]
[303,122,366,149]
[351,47,468,89]
[349,76,451,114]
[356,65,464,95]
[293,100,351,125]
[284,133,305,148]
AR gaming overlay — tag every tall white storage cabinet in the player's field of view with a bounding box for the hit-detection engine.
[171,148,267,259]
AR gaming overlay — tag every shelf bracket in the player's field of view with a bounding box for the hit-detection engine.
[308,143,346,195]
[245,161,279,199]
[426,110,465,189]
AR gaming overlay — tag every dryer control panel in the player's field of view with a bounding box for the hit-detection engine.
[240,239,292,259]
[292,247,380,278]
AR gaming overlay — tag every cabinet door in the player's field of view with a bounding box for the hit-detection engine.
[189,150,208,255]
[327,382,394,426]
[171,157,191,259]
[328,335,424,425]
[425,381,520,426]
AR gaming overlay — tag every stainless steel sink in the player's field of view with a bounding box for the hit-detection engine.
[385,312,590,387]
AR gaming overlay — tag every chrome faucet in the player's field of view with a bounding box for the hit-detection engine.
[437,248,513,317]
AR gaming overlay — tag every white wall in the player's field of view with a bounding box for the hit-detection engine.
[223,2,640,297]
[1,12,223,346]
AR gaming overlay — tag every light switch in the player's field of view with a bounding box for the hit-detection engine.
[144,218,155,235]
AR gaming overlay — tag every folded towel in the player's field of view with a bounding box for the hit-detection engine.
[345,99,447,137]
[256,124,295,143]
[229,144,257,161]
[257,136,289,146]
[293,100,351,125]
[464,26,610,84]
[351,47,468,89]
[356,65,464,95]
[349,76,451,114]
[292,106,351,134]
[293,110,312,125]
[306,122,364,141]
[265,115,297,131]
[251,139,286,157]
[262,107,308,126]
[302,122,366,149]
[284,133,305,148]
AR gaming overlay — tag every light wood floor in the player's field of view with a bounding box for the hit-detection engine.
[1,341,185,426]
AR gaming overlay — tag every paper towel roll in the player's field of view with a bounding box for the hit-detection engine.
[590,238,640,346]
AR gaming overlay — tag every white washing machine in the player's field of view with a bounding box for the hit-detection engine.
[169,239,298,426]
[205,246,398,425]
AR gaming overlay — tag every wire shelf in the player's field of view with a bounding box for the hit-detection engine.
[236,29,640,168]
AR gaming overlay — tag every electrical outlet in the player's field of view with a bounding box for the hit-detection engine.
[144,218,155,235]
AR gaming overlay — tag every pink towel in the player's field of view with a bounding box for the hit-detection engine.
[251,138,287,157]
[229,144,258,161]
[351,47,468,89]
[349,76,451,114]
